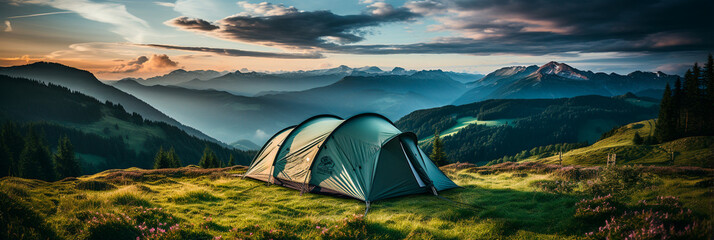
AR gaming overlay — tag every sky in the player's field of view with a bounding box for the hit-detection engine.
[0,0,711,80]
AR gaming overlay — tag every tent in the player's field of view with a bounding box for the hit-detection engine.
[243,113,458,206]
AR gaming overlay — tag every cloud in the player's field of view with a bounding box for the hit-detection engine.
[3,21,11,32]
[236,1,298,16]
[165,2,419,49]
[254,129,268,142]
[654,63,692,75]
[404,0,447,15]
[163,0,711,56]
[11,0,149,42]
[153,1,175,7]
[107,54,178,73]
[166,17,219,31]
[391,0,713,55]
[140,44,324,59]
[6,11,73,19]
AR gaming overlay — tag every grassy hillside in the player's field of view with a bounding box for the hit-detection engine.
[1,163,711,239]
[0,75,252,173]
[534,120,714,167]
[417,116,518,144]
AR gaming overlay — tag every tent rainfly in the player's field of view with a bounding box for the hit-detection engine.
[243,113,459,208]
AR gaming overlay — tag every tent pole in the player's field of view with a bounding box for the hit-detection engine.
[299,170,311,196]
[266,166,273,186]
[364,201,371,215]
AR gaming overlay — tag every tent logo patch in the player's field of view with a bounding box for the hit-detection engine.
[316,156,334,175]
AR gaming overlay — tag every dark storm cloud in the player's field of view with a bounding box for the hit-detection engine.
[165,3,419,49]
[168,17,219,31]
[141,44,324,59]
[165,0,712,56]
[449,0,712,43]
[334,0,713,55]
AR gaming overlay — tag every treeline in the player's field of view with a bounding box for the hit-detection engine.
[486,142,588,165]
[0,122,80,181]
[401,95,658,164]
[655,55,714,142]
[0,75,253,177]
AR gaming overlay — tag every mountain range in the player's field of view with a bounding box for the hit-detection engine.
[111,69,470,144]
[125,68,227,86]
[1,61,676,147]
[454,61,676,104]
[122,65,484,96]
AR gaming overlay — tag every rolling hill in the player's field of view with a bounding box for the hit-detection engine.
[454,62,677,105]
[0,62,220,145]
[395,94,660,164]
[0,75,252,174]
[533,119,714,167]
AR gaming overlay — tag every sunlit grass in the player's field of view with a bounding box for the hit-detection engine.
[1,164,711,239]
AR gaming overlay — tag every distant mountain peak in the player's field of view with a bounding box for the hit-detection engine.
[534,61,589,80]
[409,69,451,80]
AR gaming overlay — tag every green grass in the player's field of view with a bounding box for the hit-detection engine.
[1,164,711,239]
[419,116,518,143]
[535,119,714,167]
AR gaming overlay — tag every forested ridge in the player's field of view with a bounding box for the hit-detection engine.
[0,75,253,177]
[396,95,660,164]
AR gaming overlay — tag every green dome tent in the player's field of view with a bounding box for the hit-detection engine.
[243,113,458,206]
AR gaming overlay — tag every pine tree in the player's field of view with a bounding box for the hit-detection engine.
[1,122,24,176]
[227,154,235,166]
[682,66,702,135]
[0,140,10,177]
[704,54,714,135]
[53,136,81,178]
[632,132,644,145]
[655,83,676,143]
[429,130,448,166]
[19,126,55,181]
[153,147,170,169]
[166,147,181,168]
[199,146,219,168]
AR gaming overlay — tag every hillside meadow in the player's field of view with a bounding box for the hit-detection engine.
[533,120,714,168]
[1,163,711,239]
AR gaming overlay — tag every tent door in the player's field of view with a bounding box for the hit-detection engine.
[400,141,426,187]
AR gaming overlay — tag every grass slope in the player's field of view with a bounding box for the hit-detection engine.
[1,164,711,239]
[536,120,714,167]
[418,116,517,143]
